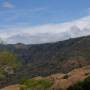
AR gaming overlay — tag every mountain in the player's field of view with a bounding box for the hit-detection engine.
[0,35,90,88]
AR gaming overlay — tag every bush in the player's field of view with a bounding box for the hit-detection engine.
[20,79,53,90]
[0,51,21,69]
[0,51,22,78]
[67,76,90,90]
[0,68,6,79]
[63,74,69,79]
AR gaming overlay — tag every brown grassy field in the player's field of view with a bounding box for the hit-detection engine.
[1,85,20,90]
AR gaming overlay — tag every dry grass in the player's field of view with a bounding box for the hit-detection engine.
[49,65,90,90]
[1,65,90,90]
[1,85,20,90]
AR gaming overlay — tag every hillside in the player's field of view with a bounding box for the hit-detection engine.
[1,65,90,90]
[0,36,90,88]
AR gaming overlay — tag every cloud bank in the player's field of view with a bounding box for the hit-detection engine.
[0,15,90,44]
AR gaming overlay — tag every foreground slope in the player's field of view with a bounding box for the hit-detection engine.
[1,65,90,90]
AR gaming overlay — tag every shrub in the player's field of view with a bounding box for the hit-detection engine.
[20,79,53,90]
[0,68,6,79]
[67,76,90,90]
[63,74,69,79]
[0,51,21,69]
[0,51,22,78]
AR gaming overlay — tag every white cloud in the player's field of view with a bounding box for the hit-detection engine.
[1,1,15,9]
[0,15,90,44]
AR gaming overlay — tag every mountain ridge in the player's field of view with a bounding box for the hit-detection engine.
[0,35,90,88]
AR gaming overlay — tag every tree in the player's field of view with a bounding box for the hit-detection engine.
[0,51,21,76]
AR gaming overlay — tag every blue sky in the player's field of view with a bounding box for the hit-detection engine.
[0,0,90,44]
[0,0,90,27]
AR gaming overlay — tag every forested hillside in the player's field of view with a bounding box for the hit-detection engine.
[0,36,90,88]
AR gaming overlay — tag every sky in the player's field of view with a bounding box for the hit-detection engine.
[0,0,90,44]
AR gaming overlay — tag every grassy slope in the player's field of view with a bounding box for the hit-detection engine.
[1,65,90,90]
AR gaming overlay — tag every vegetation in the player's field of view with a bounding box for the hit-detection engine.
[67,76,90,90]
[0,51,21,79]
[0,51,21,69]
[20,79,53,90]
[0,68,6,79]
[0,36,90,88]
[63,74,69,79]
